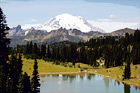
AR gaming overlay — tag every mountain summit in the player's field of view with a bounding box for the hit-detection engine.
[36,13,104,32]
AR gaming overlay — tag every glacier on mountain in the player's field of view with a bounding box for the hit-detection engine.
[36,13,104,33]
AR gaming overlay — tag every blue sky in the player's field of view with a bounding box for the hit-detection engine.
[0,0,140,32]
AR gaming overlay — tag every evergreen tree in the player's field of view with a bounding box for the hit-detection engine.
[32,43,38,55]
[17,54,23,78]
[0,7,10,93]
[114,45,123,66]
[134,29,140,42]
[46,45,51,58]
[0,65,7,92]
[87,49,92,65]
[5,71,14,92]
[31,58,40,93]
[16,44,20,53]
[0,7,33,93]
[92,49,98,66]
[132,44,140,65]
[56,47,60,60]
[79,46,86,63]
[40,44,46,57]
[60,46,67,62]
[51,48,55,59]
[25,42,30,54]
[67,45,77,64]
[104,47,110,68]
[29,41,33,54]
[7,53,23,93]
[18,72,31,93]
[123,52,131,80]
[0,7,10,65]
[9,54,19,92]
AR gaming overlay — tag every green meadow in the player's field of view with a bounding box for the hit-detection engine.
[88,64,140,87]
[22,57,79,75]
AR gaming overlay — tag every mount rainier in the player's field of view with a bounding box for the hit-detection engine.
[35,13,104,33]
[7,13,135,47]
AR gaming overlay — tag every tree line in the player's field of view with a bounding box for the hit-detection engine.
[22,30,140,67]
[20,30,140,80]
[0,7,40,93]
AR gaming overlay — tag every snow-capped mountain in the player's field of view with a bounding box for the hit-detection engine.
[8,13,136,47]
[36,13,104,33]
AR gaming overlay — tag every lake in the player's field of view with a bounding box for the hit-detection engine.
[40,73,140,93]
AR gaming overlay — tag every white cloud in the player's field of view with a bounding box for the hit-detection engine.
[88,20,139,33]
[29,19,37,22]
[109,14,117,18]
[22,24,41,29]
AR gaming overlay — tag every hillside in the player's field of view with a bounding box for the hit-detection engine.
[8,27,136,47]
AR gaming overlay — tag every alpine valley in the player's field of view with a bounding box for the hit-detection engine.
[8,13,136,47]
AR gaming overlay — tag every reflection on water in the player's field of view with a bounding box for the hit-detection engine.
[116,80,120,86]
[124,84,130,93]
[103,78,109,88]
[40,73,140,93]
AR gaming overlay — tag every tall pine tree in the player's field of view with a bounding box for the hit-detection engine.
[123,52,131,80]
[46,45,51,58]
[18,72,31,93]
[40,44,46,57]
[0,7,10,93]
[31,58,40,93]
[0,7,10,65]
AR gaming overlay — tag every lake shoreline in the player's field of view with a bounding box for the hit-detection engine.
[39,71,81,75]
[87,71,140,88]
[38,71,140,88]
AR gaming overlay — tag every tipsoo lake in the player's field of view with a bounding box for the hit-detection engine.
[40,73,140,93]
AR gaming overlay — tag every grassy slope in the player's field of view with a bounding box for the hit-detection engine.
[22,57,80,75]
[88,65,140,87]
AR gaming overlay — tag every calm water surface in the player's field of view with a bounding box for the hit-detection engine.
[40,73,140,93]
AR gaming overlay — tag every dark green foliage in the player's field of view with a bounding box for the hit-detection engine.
[24,42,40,59]
[86,48,98,66]
[60,45,67,62]
[67,45,77,66]
[124,85,130,93]
[29,41,33,54]
[40,44,46,57]
[31,58,40,93]
[8,54,22,92]
[32,43,38,55]
[0,7,10,65]
[114,45,123,66]
[132,44,140,65]
[78,46,87,64]
[123,52,131,80]
[17,54,23,76]
[134,29,140,42]
[92,49,98,66]
[25,42,30,54]
[46,45,51,58]
[0,65,7,92]
[0,7,10,93]
[18,72,31,93]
